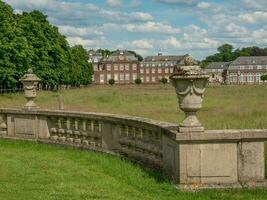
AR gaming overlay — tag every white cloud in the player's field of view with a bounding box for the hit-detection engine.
[106,0,123,7]
[124,21,180,34]
[155,0,195,4]
[58,25,104,37]
[239,11,267,24]
[197,2,212,9]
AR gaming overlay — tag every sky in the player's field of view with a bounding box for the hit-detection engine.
[3,0,267,59]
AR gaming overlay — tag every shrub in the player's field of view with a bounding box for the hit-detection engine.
[260,74,267,81]
[160,77,168,85]
[134,78,142,85]
[108,79,115,85]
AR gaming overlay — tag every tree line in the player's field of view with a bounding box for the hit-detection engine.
[0,1,93,90]
[201,44,267,68]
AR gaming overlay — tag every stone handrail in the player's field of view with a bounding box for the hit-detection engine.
[0,108,177,169]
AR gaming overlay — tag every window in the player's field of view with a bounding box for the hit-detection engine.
[248,73,254,82]
[248,66,253,70]
[165,63,169,67]
[240,73,244,83]
[120,74,124,81]
[107,64,111,71]
[152,68,155,74]
[114,74,118,81]
[256,73,261,82]
[141,77,144,82]
[146,64,149,67]
[140,69,144,74]
[93,65,98,71]
[158,75,162,80]
[125,73,130,81]
[158,63,162,67]
[165,68,169,73]
[239,66,245,70]
[170,63,174,67]
[132,64,137,70]
[229,73,237,83]
[146,68,150,74]
[125,64,130,70]
[146,76,150,82]
[107,74,111,80]
[158,68,162,73]
[114,64,118,71]
[152,77,156,82]
[100,74,104,83]
[257,66,262,70]
[132,73,137,81]
[120,64,124,71]
[152,63,155,67]
[141,64,144,67]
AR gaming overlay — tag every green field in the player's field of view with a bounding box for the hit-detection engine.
[0,139,267,200]
[0,84,267,199]
[1,84,267,129]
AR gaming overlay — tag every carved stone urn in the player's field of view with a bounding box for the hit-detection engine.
[170,56,209,133]
[19,68,41,110]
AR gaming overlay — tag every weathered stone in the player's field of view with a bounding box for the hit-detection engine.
[20,69,41,110]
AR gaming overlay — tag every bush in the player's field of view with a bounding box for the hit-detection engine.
[260,74,267,81]
[108,79,115,85]
[160,77,168,85]
[134,78,142,85]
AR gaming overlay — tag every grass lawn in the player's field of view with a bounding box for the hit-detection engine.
[0,139,267,200]
[0,84,267,129]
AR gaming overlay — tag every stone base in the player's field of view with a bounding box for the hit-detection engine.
[178,126,204,133]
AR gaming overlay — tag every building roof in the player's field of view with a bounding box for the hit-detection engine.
[206,62,230,70]
[230,56,267,65]
[105,50,138,62]
[142,55,186,62]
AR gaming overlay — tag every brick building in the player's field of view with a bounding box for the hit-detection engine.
[227,56,267,84]
[91,50,139,84]
[90,50,188,84]
[204,62,230,84]
[139,54,187,83]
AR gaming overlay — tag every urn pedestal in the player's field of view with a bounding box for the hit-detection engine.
[19,68,41,110]
[170,57,209,133]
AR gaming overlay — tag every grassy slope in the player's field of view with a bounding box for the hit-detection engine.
[0,84,267,129]
[0,140,267,200]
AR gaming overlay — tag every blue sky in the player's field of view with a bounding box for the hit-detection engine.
[4,0,267,59]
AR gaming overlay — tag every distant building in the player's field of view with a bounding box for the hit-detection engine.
[204,62,230,84]
[227,56,267,84]
[92,50,139,84]
[140,54,187,83]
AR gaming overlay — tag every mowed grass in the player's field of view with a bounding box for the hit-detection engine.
[1,84,267,129]
[1,139,267,200]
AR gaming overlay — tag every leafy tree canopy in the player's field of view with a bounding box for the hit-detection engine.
[0,1,92,89]
[201,43,267,68]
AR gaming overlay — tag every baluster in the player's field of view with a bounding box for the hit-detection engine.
[74,118,81,143]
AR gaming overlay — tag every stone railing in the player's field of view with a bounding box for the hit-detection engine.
[1,60,267,189]
[0,109,177,170]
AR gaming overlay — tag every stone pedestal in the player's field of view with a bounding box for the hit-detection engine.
[20,69,41,110]
[170,56,209,133]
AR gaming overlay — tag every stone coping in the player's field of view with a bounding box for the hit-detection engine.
[0,108,178,130]
[174,129,267,142]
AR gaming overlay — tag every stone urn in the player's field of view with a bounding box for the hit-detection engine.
[19,68,41,110]
[170,56,209,133]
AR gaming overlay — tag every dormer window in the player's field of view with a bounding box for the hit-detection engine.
[120,51,123,55]
[252,60,256,64]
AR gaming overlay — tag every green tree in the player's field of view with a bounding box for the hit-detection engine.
[260,74,267,81]
[108,79,115,85]
[134,78,142,85]
[70,45,93,86]
[160,77,168,86]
